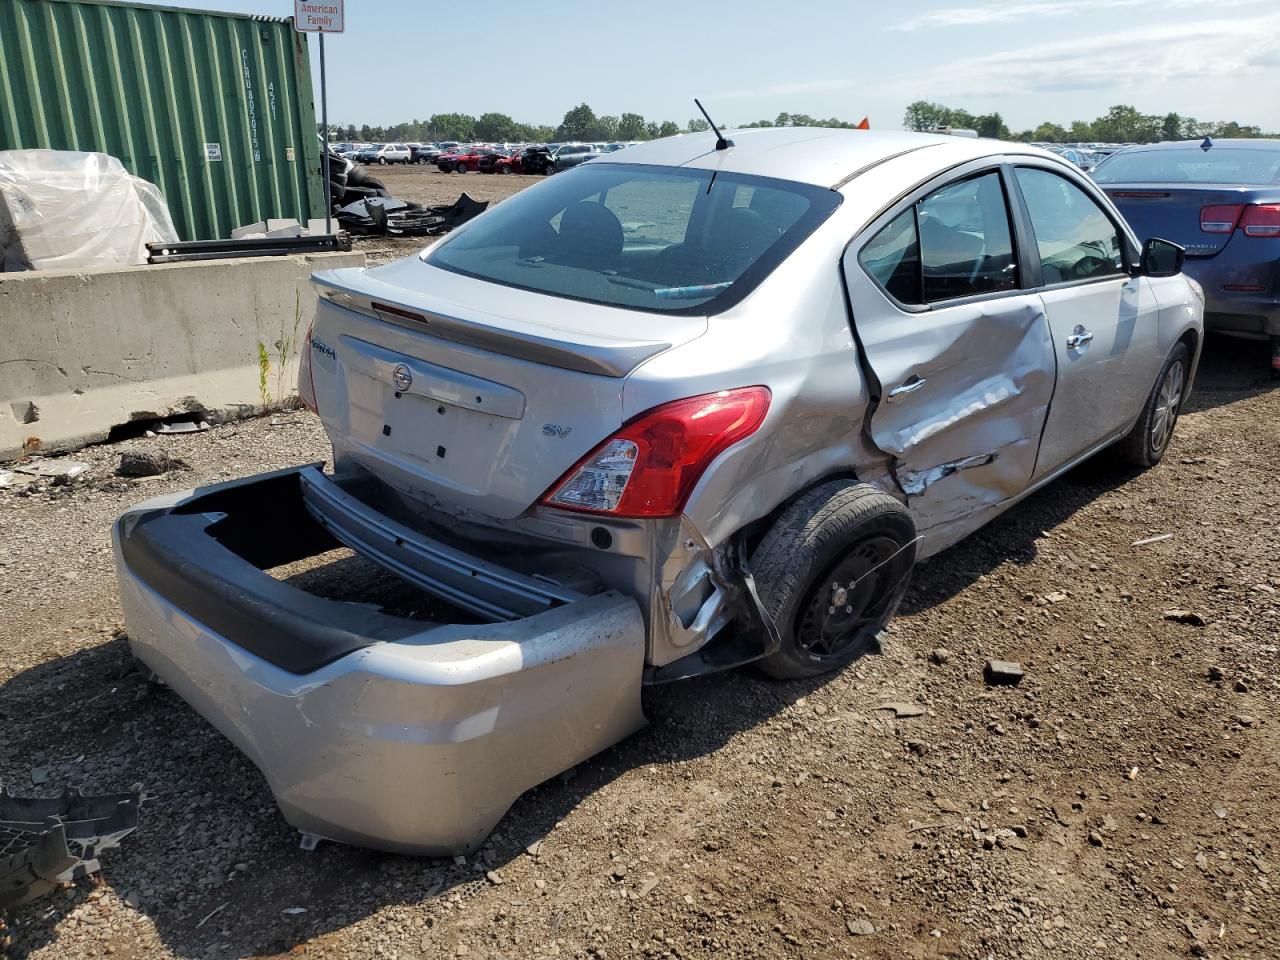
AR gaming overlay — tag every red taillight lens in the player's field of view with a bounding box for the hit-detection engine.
[1200,204,1243,234]
[1240,204,1280,238]
[298,318,319,414]
[541,387,771,518]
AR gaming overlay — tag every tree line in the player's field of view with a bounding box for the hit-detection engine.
[328,104,696,145]
[903,101,1276,142]
[328,101,1275,146]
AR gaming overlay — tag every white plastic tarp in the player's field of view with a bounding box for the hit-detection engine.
[0,150,178,271]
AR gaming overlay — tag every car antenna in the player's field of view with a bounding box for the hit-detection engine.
[1200,136,1214,152]
[694,98,734,151]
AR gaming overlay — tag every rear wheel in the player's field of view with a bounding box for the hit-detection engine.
[1115,342,1189,467]
[455,161,468,173]
[751,481,917,680]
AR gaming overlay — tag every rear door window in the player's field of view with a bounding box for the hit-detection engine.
[1015,168,1125,284]
[859,171,1018,305]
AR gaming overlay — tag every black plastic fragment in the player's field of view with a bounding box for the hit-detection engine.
[1,788,142,910]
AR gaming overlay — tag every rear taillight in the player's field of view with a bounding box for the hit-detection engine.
[540,387,771,518]
[1200,204,1243,234]
[1239,204,1280,238]
[298,318,319,414]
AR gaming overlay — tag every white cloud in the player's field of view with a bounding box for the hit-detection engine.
[891,0,1262,31]
[883,12,1280,100]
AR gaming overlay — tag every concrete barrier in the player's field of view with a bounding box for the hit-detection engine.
[0,251,365,461]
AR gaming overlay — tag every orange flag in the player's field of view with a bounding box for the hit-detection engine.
[855,117,870,130]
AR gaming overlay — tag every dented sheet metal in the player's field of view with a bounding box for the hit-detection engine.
[840,276,1057,532]
[898,453,997,496]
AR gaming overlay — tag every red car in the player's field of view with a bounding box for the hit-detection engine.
[477,149,517,174]
[437,145,495,173]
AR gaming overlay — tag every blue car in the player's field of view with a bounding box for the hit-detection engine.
[1093,139,1280,376]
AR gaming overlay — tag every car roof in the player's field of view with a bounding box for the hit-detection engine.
[590,127,1020,187]
[1111,138,1280,154]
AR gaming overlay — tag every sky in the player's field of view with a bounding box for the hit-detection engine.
[151,0,1280,133]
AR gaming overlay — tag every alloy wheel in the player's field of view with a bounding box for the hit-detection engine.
[1150,358,1185,454]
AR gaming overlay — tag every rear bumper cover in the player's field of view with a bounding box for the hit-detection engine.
[113,468,646,854]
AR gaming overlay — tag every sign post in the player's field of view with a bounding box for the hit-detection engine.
[294,1,344,235]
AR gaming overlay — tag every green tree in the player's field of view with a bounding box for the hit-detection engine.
[687,118,710,133]
[1068,120,1095,141]
[656,120,681,138]
[556,103,600,141]
[1032,122,1068,142]
[616,113,648,140]
[596,115,620,140]
[903,100,950,132]
[475,112,518,142]
[429,113,477,141]
[1160,112,1182,142]
[974,112,1010,139]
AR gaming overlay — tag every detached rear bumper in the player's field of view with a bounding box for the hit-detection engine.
[113,468,646,855]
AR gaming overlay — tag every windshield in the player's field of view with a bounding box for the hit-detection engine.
[425,163,840,315]
[1093,147,1280,185]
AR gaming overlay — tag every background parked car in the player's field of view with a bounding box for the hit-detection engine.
[477,149,516,174]
[551,143,601,169]
[411,144,441,164]
[438,145,493,173]
[1093,138,1280,376]
[354,143,412,165]
[517,146,556,175]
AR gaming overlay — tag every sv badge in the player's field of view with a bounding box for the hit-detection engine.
[542,424,572,438]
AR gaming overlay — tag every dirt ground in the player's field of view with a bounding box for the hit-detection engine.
[1,219,1277,957]
[350,163,538,265]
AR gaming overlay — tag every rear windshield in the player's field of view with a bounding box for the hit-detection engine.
[425,162,841,315]
[1093,147,1280,186]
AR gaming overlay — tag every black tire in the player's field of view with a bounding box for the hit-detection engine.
[1114,342,1189,468]
[346,166,386,192]
[751,481,917,680]
[455,161,468,174]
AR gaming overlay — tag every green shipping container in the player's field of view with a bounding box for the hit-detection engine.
[0,0,326,240]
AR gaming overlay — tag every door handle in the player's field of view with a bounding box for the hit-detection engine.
[888,375,926,398]
[1066,330,1094,350]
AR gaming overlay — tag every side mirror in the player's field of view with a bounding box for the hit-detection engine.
[1140,237,1185,278]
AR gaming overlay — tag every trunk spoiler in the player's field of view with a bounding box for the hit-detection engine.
[313,272,674,378]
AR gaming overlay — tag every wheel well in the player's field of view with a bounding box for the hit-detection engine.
[1176,328,1199,397]
[735,471,862,556]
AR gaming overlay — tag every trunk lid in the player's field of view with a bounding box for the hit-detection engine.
[308,259,708,521]
[1101,183,1266,258]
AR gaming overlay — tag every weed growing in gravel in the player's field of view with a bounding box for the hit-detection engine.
[256,288,305,410]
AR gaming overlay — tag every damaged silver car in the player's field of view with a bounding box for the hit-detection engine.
[113,129,1203,854]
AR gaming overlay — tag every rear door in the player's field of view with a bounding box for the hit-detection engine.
[843,164,1056,532]
[1010,164,1161,476]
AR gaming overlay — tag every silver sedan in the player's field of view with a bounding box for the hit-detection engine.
[114,128,1203,853]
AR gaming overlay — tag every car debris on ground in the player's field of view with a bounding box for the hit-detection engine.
[983,659,1025,685]
[0,789,141,910]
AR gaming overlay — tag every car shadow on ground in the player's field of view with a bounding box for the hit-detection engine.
[3,335,1275,958]
[1182,332,1276,414]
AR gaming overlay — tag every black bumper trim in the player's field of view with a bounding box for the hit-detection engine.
[117,467,427,675]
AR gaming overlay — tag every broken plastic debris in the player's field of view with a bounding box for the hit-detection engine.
[873,700,925,718]
[0,470,14,488]
[0,788,142,910]
[14,459,88,480]
[281,906,307,915]
[154,420,209,434]
[1131,533,1174,547]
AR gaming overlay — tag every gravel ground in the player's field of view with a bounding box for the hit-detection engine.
[2,318,1278,960]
